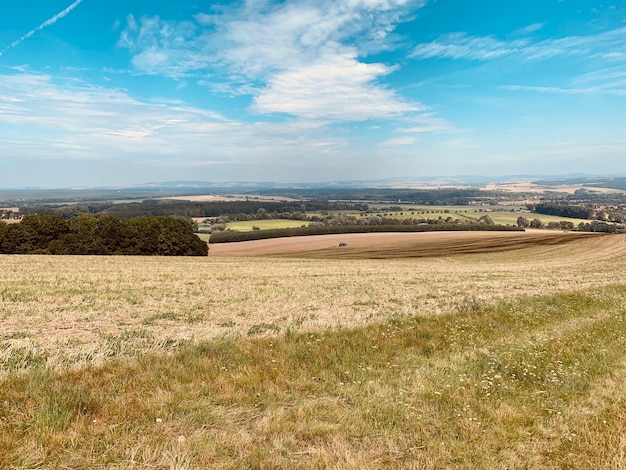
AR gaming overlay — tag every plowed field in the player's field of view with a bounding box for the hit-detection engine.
[208,229,598,258]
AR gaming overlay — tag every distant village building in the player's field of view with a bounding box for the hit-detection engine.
[0,208,22,221]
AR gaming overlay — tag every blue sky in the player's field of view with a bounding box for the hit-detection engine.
[0,0,625,187]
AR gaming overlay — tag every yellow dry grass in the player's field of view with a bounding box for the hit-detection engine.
[2,233,626,468]
[1,233,625,374]
[2,284,626,468]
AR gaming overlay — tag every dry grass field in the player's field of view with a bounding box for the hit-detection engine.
[1,231,626,468]
[224,219,308,232]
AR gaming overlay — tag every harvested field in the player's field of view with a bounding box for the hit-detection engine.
[209,229,595,258]
[168,193,299,202]
[2,233,626,468]
[1,232,624,373]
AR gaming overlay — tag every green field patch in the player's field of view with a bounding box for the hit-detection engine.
[196,232,211,242]
[226,219,309,231]
[309,204,592,227]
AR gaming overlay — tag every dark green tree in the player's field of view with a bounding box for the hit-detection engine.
[530,218,544,229]
[4,215,68,253]
[67,214,123,255]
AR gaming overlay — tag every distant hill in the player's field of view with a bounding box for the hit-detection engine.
[1,174,625,206]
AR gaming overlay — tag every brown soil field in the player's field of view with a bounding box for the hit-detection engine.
[208,229,593,258]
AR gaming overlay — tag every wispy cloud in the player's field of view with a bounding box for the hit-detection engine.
[379,136,415,147]
[514,23,545,35]
[411,33,524,61]
[571,62,626,88]
[398,113,455,134]
[117,14,210,79]
[0,72,376,179]
[118,0,420,79]
[501,84,626,96]
[411,27,626,63]
[118,0,429,122]
[0,0,85,57]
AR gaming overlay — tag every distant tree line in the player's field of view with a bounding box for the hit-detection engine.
[209,223,523,244]
[251,188,507,205]
[528,203,595,220]
[0,188,212,205]
[20,200,367,220]
[576,221,623,233]
[0,214,208,256]
[597,178,626,191]
[527,202,626,224]
[317,213,495,227]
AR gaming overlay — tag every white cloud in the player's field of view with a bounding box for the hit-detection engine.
[379,136,415,147]
[411,27,626,63]
[0,72,231,160]
[194,13,218,26]
[573,67,626,89]
[117,0,427,122]
[0,72,363,172]
[117,15,210,79]
[253,51,419,120]
[398,114,455,134]
[411,27,626,102]
[501,84,626,96]
[514,23,545,35]
[411,33,523,60]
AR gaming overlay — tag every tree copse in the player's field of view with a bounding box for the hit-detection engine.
[0,214,207,256]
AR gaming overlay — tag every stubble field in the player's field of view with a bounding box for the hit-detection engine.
[1,231,621,371]
[2,231,626,468]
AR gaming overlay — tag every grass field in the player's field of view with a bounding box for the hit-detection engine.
[309,204,591,227]
[225,219,309,231]
[196,232,211,242]
[2,233,626,467]
[370,205,591,227]
[201,205,592,235]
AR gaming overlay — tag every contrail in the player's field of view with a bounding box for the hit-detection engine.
[0,0,84,57]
